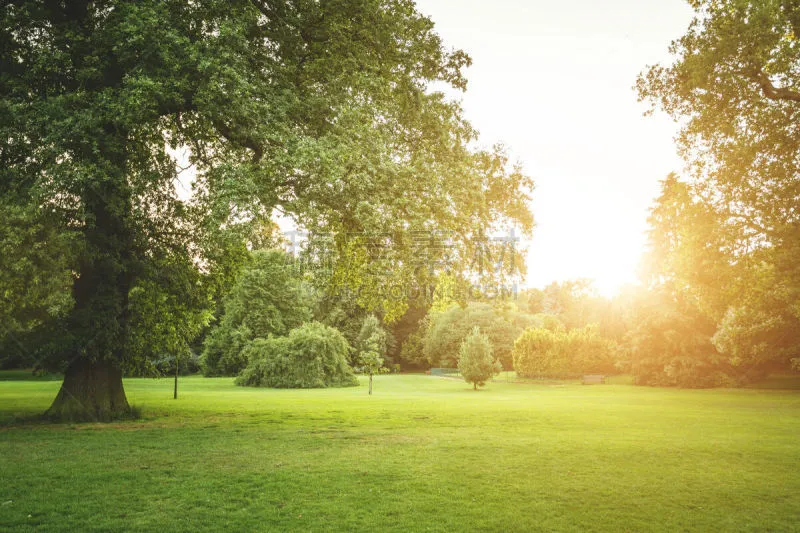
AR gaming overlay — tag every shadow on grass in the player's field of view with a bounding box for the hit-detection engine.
[0,369,63,381]
[0,405,143,428]
[744,374,800,390]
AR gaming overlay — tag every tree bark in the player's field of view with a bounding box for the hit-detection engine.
[46,358,130,421]
[369,373,373,395]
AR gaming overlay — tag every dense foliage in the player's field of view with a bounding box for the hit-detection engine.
[385,303,428,369]
[624,289,738,388]
[235,322,357,389]
[637,0,800,384]
[0,205,77,369]
[201,249,313,376]
[316,294,395,367]
[513,325,615,378]
[421,302,534,369]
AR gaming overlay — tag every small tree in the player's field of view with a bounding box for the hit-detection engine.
[356,316,387,395]
[458,327,501,390]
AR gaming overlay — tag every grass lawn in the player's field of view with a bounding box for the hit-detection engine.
[1,374,798,532]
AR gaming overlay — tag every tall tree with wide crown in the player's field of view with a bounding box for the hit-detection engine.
[0,0,533,420]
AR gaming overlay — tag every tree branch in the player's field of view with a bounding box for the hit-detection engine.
[211,118,264,163]
[250,0,328,44]
[755,69,800,102]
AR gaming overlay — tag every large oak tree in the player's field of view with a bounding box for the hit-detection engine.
[0,0,533,420]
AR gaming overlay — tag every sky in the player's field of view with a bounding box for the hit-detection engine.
[414,0,695,296]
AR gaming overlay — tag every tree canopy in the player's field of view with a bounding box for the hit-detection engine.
[637,0,800,379]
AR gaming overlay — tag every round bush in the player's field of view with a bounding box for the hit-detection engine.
[235,322,358,388]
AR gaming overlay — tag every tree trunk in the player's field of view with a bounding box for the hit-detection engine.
[473,382,477,390]
[369,373,373,395]
[46,358,130,422]
[174,357,179,399]
[46,129,136,422]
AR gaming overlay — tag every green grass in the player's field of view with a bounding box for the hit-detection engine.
[1,374,798,532]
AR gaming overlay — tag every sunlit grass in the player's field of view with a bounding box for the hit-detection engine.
[1,374,798,531]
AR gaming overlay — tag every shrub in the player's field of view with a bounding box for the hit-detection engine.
[458,327,502,390]
[513,325,616,378]
[235,322,358,388]
[513,328,560,377]
[235,337,292,387]
[566,325,616,374]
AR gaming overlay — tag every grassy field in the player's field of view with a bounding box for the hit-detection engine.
[1,374,798,532]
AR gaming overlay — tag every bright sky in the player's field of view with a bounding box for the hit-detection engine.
[415,0,694,296]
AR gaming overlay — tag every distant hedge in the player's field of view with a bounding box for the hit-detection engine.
[235,322,358,388]
[513,325,616,377]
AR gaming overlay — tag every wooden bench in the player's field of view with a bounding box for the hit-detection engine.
[582,374,606,385]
